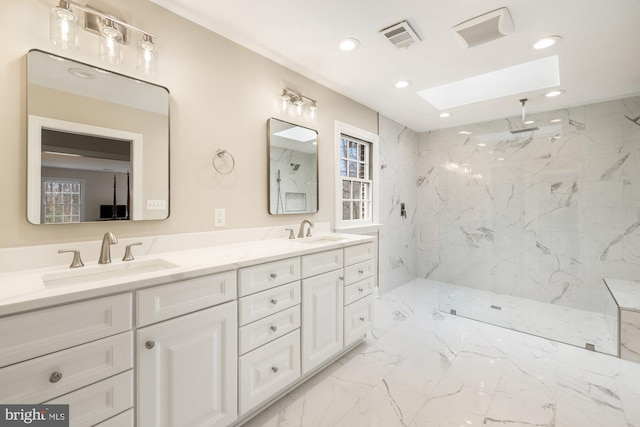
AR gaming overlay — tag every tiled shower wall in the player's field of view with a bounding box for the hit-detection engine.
[378,115,419,294]
[417,96,640,313]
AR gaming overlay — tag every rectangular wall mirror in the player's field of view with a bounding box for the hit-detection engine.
[268,118,318,215]
[27,49,170,224]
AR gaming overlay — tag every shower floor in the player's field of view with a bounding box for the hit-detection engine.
[390,279,618,356]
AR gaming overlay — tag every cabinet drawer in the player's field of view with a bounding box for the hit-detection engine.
[0,293,131,368]
[137,270,236,327]
[344,276,375,305]
[238,257,300,297]
[301,249,343,278]
[239,306,300,355]
[46,370,133,427]
[0,332,132,404]
[95,409,134,427]
[239,330,300,415]
[344,295,374,347]
[344,242,374,266]
[239,281,301,326]
[343,259,374,286]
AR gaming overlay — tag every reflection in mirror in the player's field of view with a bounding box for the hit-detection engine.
[27,49,170,224]
[268,118,318,215]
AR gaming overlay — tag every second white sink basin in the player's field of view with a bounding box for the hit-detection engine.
[42,259,179,287]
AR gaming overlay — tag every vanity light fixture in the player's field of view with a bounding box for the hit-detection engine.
[49,0,158,75]
[544,90,565,97]
[280,88,318,124]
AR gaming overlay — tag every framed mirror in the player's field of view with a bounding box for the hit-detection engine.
[26,49,170,224]
[268,118,318,215]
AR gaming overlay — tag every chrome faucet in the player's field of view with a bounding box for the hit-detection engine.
[297,219,314,238]
[99,232,118,264]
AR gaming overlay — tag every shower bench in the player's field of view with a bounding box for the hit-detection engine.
[604,278,640,363]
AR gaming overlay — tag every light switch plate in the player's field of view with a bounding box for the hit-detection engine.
[214,209,225,227]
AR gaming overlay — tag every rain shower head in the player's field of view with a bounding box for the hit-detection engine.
[510,98,539,134]
[290,163,301,171]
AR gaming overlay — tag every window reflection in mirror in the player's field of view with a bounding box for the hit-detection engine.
[268,118,318,215]
[26,49,170,224]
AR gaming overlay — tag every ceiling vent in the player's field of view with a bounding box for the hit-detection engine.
[451,7,514,48]
[380,20,421,49]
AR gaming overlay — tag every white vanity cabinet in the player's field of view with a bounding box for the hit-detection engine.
[0,294,134,426]
[136,271,238,427]
[343,243,375,346]
[301,249,344,374]
[237,258,302,415]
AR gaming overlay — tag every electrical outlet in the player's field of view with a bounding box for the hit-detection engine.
[147,200,166,210]
[214,209,225,227]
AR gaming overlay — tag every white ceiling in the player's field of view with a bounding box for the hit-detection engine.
[151,0,640,132]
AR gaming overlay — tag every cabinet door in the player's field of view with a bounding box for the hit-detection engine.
[301,270,344,374]
[137,301,237,427]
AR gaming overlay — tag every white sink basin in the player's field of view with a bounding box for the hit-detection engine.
[42,259,179,287]
[299,236,348,245]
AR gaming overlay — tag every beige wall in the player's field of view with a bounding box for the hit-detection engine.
[0,0,377,248]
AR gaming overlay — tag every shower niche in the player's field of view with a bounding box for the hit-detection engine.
[267,118,318,215]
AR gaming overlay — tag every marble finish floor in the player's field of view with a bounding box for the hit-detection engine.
[423,279,617,356]
[243,279,640,427]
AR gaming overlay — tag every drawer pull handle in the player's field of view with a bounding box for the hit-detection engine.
[49,371,63,383]
[359,316,365,322]
[271,298,278,305]
[358,287,364,292]
[145,341,155,349]
[358,269,364,274]
[270,325,278,332]
[270,273,278,279]
[272,366,279,373]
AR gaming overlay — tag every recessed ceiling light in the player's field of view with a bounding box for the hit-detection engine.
[339,38,360,51]
[418,56,559,109]
[544,90,565,97]
[551,135,562,140]
[497,157,505,161]
[395,80,410,89]
[68,68,95,79]
[550,118,562,123]
[524,120,535,125]
[478,143,486,147]
[533,35,562,50]
[439,112,452,118]
[459,130,472,135]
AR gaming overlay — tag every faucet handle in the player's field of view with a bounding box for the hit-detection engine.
[123,242,143,262]
[285,228,295,239]
[306,225,314,237]
[58,249,84,268]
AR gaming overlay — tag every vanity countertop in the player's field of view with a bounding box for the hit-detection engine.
[604,278,640,311]
[0,233,374,317]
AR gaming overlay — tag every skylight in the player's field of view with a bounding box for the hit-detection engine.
[417,56,560,110]
[274,127,317,142]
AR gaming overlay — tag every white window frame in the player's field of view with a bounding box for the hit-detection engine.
[334,121,379,229]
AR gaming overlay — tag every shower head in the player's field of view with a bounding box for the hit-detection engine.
[510,98,540,134]
[290,163,301,171]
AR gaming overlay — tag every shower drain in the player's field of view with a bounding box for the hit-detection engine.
[490,305,502,310]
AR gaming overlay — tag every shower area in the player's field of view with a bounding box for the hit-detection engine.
[403,95,640,356]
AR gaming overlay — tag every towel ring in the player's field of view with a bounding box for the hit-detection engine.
[212,149,235,175]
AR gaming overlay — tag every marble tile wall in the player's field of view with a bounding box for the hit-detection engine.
[269,148,317,214]
[377,115,419,294]
[417,96,640,315]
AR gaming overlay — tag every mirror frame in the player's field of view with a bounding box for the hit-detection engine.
[267,118,319,215]
[26,49,170,224]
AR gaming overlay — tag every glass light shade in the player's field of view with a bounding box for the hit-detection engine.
[309,103,317,122]
[136,38,158,75]
[294,99,304,117]
[281,94,291,112]
[50,5,78,50]
[99,25,124,65]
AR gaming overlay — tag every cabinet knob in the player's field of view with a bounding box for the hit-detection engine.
[49,371,63,383]
[339,276,344,281]
[271,366,279,373]
[270,273,278,279]
[271,298,278,305]
[145,341,155,349]
[270,325,278,332]
[358,269,364,274]
[359,316,365,322]
[358,287,364,292]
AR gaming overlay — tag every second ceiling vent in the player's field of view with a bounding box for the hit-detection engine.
[452,7,514,48]
[380,20,421,49]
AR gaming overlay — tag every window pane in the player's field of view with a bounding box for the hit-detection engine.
[359,163,366,179]
[353,202,361,219]
[349,142,357,160]
[340,160,348,177]
[359,144,365,161]
[342,201,351,220]
[342,180,351,199]
[348,162,357,178]
[353,181,361,199]
[340,138,347,158]
[362,182,370,200]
